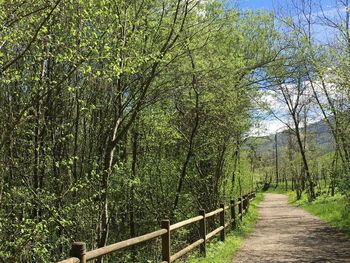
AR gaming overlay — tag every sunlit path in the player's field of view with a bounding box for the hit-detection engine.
[233,194,350,263]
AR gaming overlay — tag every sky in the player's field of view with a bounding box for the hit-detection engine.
[236,0,346,136]
[237,0,345,42]
[237,0,336,10]
[237,0,275,10]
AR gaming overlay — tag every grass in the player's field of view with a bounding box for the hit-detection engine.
[287,191,350,238]
[184,193,264,263]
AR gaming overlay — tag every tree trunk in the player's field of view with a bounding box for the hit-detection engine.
[294,123,315,200]
[172,48,199,218]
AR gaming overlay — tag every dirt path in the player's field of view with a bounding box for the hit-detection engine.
[232,193,350,262]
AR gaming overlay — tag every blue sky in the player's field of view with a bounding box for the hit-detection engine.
[237,0,274,10]
[239,0,345,135]
[237,0,344,43]
[237,0,339,12]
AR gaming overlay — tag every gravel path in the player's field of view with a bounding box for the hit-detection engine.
[232,193,350,262]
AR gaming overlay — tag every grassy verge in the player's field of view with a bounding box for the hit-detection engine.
[287,191,350,238]
[184,193,264,263]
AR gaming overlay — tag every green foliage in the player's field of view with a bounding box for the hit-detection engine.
[0,0,281,261]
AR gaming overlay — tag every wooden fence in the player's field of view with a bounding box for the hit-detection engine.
[58,192,256,263]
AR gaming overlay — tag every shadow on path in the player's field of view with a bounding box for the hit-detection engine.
[232,194,350,263]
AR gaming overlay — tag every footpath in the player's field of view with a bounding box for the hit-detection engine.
[233,193,350,262]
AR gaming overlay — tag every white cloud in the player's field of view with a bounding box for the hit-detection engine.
[250,118,287,136]
[251,78,342,136]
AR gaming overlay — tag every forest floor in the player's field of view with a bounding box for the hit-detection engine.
[232,193,350,263]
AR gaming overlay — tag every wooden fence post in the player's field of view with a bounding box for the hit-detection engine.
[238,197,243,221]
[230,199,236,229]
[246,194,249,213]
[71,242,86,263]
[199,209,206,257]
[243,194,247,213]
[219,203,225,241]
[242,195,245,214]
[161,220,171,263]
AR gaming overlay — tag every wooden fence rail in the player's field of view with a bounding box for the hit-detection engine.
[58,192,256,263]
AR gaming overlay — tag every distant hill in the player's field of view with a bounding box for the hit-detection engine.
[246,119,335,156]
